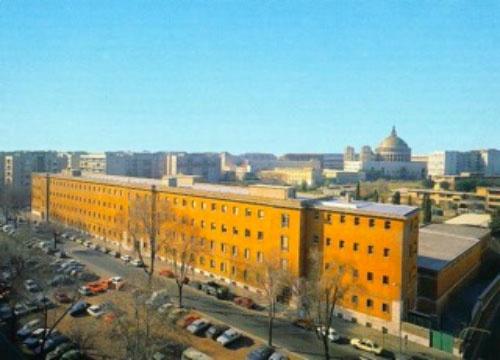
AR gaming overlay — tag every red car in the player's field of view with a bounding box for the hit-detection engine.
[54,292,72,303]
[180,314,200,328]
[159,269,175,278]
[234,297,255,310]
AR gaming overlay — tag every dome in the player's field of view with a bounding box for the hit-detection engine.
[378,126,410,150]
[376,126,411,162]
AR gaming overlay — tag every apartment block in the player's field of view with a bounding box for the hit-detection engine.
[31,172,419,335]
[427,150,500,177]
[79,153,106,174]
[165,152,221,182]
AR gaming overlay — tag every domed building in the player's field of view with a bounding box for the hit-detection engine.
[376,126,412,162]
[343,126,426,180]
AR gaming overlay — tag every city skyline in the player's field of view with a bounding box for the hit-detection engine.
[1,1,499,153]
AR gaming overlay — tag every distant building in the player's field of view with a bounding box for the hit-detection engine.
[280,153,343,170]
[417,224,490,319]
[344,127,426,179]
[259,167,322,187]
[165,152,221,182]
[427,149,500,177]
[323,169,365,184]
[79,153,106,174]
[106,152,166,179]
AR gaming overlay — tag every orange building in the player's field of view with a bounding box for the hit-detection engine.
[31,172,419,335]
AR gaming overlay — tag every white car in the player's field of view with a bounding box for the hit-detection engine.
[316,326,341,342]
[350,338,383,355]
[186,319,211,335]
[111,276,123,285]
[87,304,106,317]
[216,328,241,346]
[157,302,174,314]
[121,255,132,263]
[130,259,144,267]
[24,279,40,292]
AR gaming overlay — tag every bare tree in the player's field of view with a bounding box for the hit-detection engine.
[303,250,359,360]
[0,186,26,225]
[126,186,169,287]
[255,252,290,347]
[66,320,101,358]
[161,212,201,308]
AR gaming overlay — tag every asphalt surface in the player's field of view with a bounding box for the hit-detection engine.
[62,241,364,360]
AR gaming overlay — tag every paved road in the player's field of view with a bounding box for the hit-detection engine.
[63,241,361,360]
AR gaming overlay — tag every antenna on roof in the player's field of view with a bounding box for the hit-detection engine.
[391,125,397,136]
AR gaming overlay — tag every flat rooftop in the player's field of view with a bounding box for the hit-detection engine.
[314,199,419,218]
[445,214,491,228]
[418,224,490,271]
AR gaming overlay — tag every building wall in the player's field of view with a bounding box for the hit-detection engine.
[79,154,106,174]
[31,173,417,333]
[259,167,322,187]
[307,209,418,330]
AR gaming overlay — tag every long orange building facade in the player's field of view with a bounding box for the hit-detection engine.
[31,172,418,334]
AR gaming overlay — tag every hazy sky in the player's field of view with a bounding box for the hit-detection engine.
[1,1,499,154]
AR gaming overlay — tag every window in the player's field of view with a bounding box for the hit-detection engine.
[353,242,359,251]
[257,251,263,262]
[366,299,373,308]
[353,269,359,278]
[244,249,250,259]
[367,272,373,281]
[232,226,238,235]
[231,266,236,276]
[220,262,226,272]
[314,211,320,220]
[351,295,358,304]
[325,213,332,224]
[201,220,206,228]
[232,206,239,215]
[313,235,319,244]
[211,203,217,211]
[232,245,238,256]
[221,224,227,233]
[243,270,248,280]
[221,204,227,213]
[221,243,226,253]
[382,275,389,285]
[210,240,215,250]
[368,245,374,254]
[369,218,375,227]
[384,221,391,229]
[280,236,289,251]
[211,222,216,231]
[257,231,264,240]
[339,240,345,248]
[340,215,346,223]
[257,210,264,219]
[383,248,390,257]
[210,259,216,268]
[201,202,207,210]
[244,229,251,238]
[326,237,332,246]
[191,200,196,208]
[324,262,330,270]
[280,258,288,270]
[382,303,389,313]
[354,217,360,225]
[245,208,252,217]
[281,214,289,228]
[182,199,187,206]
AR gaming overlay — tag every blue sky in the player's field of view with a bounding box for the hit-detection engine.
[1,1,499,154]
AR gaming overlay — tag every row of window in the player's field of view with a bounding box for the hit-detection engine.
[313,211,393,229]
[323,264,392,285]
[350,296,390,313]
[199,257,289,276]
[323,238,391,257]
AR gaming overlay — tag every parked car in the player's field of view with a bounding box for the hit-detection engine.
[159,268,175,277]
[87,304,106,317]
[216,328,241,347]
[78,286,93,296]
[36,296,56,310]
[201,281,230,300]
[292,318,315,330]
[316,326,341,342]
[121,254,132,262]
[205,324,230,340]
[69,301,89,317]
[180,314,200,328]
[186,319,211,335]
[24,279,40,292]
[350,338,383,355]
[188,281,202,290]
[16,319,41,339]
[61,349,83,359]
[246,345,275,360]
[54,292,73,304]
[269,352,289,360]
[34,334,69,355]
[14,303,29,317]
[46,342,77,360]
[130,259,145,267]
[234,297,255,310]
